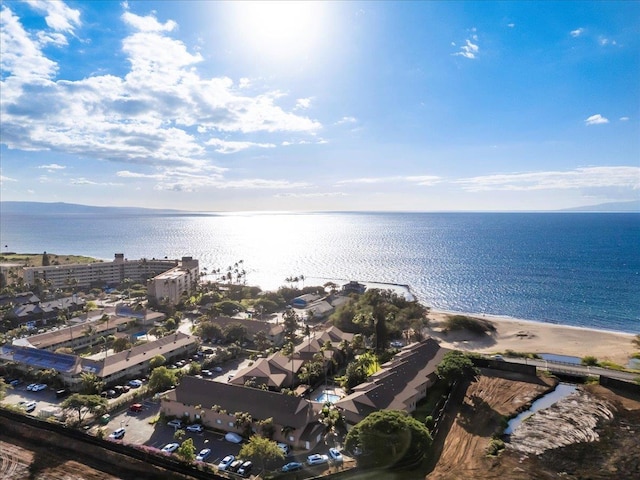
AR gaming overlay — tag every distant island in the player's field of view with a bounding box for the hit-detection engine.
[2,200,638,215]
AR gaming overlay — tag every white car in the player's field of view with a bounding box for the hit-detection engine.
[277,442,290,455]
[128,379,143,388]
[26,383,37,391]
[329,448,343,463]
[109,427,126,440]
[23,401,37,413]
[167,419,183,428]
[195,448,211,461]
[307,453,329,465]
[217,455,235,470]
[161,442,180,453]
[33,383,47,392]
[186,424,203,433]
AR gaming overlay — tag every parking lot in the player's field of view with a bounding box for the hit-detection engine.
[3,370,350,477]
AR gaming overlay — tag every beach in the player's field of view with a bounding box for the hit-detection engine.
[428,310,638,366]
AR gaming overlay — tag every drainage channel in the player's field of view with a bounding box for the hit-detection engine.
[505,383,577,435]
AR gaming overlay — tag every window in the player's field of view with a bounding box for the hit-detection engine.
[289,435,295,443]
[228,422,234,427]
[216,419,222,424]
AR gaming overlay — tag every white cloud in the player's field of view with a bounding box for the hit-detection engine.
[275,192,348,198]
[70,177,123,186]
[25,0,81,33]
[570,28,585,37]
[0,5,322,177]
[239,77,251,88]
[337,175,441,186]
[37,163,66,170]
[507,23,515,28]
[585,114,609,125]
[456,166,640,192]
[0,174,18,183]
[453,38,479,59]
[599,36,617,46]
[336,116,357,125]
[0,6,58,82]
[205,138,276,154]
[122,11,176,33]
[620,116,629,121]
[295,97,312,110]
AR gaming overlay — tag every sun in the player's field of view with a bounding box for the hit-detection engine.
[228,1,329,65]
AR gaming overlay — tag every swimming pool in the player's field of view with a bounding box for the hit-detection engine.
[315,391,341,403]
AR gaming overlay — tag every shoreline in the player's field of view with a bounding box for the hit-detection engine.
[428,309,638,366]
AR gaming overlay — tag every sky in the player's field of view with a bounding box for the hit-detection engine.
[0,0,639,212]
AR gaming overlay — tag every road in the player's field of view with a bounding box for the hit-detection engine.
[501,357,639,382]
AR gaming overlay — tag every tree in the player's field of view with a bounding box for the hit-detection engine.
[282,309,299,341]
[224,323,248,344]
[148,366,177,392]
[344,410,432,469]
[112,337,132,353]
[258,417,275,439]
[0,378,8,401]
[149,354,166,369]
[253,330,271,352]
[197,320,223,341]
[239,435,284,473]
[177,437,195,462]
[61,394,108,423]
[436,350,479,385]
[79,372,104,395]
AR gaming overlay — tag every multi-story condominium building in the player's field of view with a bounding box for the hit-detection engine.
[146,257,199,305]
[23,253,179,290]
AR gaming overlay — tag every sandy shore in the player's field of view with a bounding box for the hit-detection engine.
[427,310,638,366]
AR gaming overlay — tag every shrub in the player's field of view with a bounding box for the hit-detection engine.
[486,438,505,456]
[444,315,496,335]
[581,356,599,366]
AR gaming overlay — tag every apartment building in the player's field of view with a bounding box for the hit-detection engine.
[146,257,199,305]
[23,253,178,289]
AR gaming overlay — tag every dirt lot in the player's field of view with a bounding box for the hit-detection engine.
[0,437,120,480]
[427,370,640,480]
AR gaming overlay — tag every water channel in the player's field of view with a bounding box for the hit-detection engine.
[505,383,577,435]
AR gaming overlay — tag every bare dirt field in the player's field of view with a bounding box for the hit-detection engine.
[427,370,640,480]
[0,437,120,480]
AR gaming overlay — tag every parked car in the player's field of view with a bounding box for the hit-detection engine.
[213,366,223,372]
[492,354,505,361]
[224,432,242,443]
[217,455,235,470]
[26,383,37,391]
[201,369,212,377]
[55,389,69,398]
[167,419,183,428]
[277,442,290,455]
[9,379,22,387]
[228,459,243,472]
[281,462,303,472]
[99,413,111,425]
[32,383,47,392]
[23,401,37,413]
[128,379,143,388]
[307,453,329,466]
[186,424,203,433]
[238,460,252,476]
[129,403,143,413]
[109,427,126,439]
[161,443,180,453]
[329,448,343,463]
[195,448,211,461]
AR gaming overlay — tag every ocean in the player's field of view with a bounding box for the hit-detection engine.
[1,211,639,333]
